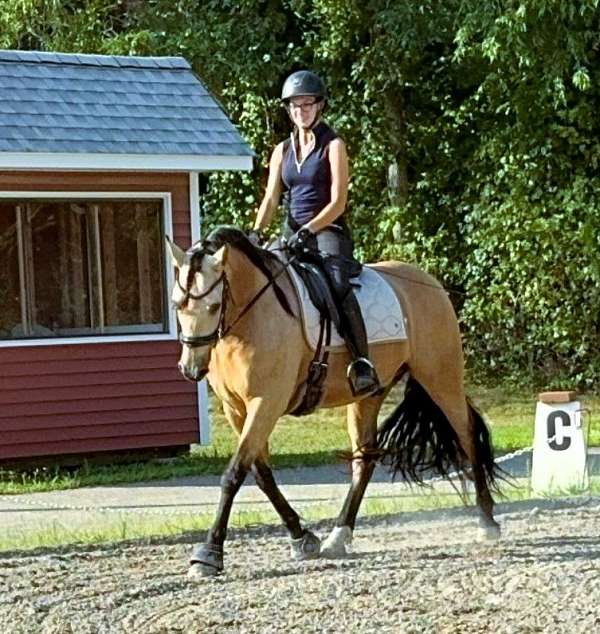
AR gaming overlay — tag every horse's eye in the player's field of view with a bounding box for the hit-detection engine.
[207,302,221,314]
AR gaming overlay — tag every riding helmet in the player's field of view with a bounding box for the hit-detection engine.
[281,70,327,102]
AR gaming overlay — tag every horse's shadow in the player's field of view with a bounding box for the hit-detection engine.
[235,531,600,582]
[499,535,600,562]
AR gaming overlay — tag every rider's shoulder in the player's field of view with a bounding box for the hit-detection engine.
[327,136,347,157]
[270,140,288,163]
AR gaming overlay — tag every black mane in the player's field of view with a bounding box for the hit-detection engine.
[201,226,294,317]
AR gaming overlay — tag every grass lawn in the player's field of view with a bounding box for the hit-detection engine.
[1,384,598,495]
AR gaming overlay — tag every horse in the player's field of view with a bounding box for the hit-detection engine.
[166,226,501,579]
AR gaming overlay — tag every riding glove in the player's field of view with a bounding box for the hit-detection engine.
[287,226,315,254]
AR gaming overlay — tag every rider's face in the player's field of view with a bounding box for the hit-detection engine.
[288,96,322,129]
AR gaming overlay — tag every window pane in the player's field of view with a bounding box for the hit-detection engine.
[98,200,165,331]
[29,202,92,336]
[0,203,21,338]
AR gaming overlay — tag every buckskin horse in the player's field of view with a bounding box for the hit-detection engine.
[166,226,501,579]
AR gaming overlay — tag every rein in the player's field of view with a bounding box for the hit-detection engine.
[179,254,296,349]
[177,271,225,304]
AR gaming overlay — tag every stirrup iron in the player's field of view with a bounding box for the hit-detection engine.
[347,357,380,397]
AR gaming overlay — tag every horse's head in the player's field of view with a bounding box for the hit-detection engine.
[166,236,227,381]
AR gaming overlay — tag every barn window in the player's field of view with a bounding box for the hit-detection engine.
[0,199,167,340]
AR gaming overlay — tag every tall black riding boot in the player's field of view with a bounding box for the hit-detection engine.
[340,290,381,396]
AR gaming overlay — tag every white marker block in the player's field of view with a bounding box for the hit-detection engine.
[531,392,588,494]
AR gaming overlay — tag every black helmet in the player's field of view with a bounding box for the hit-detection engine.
[281,70,326,102]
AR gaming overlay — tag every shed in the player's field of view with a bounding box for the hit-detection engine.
[0,50,253,463]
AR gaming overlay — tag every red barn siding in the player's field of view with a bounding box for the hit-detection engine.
[0,341,199,460]
[0,171,202,461]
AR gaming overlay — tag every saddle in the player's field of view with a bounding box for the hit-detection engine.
[286,256,341,416]
[269,242,406,416]
[291,258,346,337]
[288,260,407,351]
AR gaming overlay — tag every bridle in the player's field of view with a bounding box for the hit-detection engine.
[176,250,295,350]
[176,270,228,348]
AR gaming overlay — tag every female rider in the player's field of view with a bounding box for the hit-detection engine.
[253,70,380,397]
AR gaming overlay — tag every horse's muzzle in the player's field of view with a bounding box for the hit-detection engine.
[178,362,208,382]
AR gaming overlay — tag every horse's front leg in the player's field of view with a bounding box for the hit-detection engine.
[252,456,321,560]
[188,451,248,577]
[188,396,318,578]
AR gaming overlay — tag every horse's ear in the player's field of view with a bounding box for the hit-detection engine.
[165,236,185,268]
[210,245,227,270]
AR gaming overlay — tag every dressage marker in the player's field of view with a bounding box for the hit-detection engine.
[531,391,589,493]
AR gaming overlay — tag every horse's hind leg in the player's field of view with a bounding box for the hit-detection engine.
[416,379,501,541]
[467,401,501,540]
[321,392,386,557]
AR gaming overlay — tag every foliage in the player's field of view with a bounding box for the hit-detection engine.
[454,0,600,385]
[1,0,600,385]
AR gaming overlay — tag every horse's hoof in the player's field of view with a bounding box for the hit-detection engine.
[321,526,353,558]
[290,530,321,560]
[187,562,221,579]
[477,523,501,542]
[189,543,223,577]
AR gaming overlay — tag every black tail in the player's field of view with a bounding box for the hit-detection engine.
[377,377,501,490]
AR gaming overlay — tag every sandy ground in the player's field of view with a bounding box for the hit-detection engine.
[1,497,599,633]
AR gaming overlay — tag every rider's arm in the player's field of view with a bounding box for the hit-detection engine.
[253,142,284,231]
[303,138,348,233]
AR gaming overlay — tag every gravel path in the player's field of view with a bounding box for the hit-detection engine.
[1,500,599,633]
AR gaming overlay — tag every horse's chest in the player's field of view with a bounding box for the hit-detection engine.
[208,349,249,397]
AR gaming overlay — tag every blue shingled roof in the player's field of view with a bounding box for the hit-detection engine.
[0,50,253,159]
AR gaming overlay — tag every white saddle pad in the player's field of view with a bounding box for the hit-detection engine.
[287,264,407,351]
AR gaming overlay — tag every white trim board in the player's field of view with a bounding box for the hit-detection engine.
[0,191,174,199]
[1,333,176,348]
[0,153,253,172]
[0,190,177,348]
[188,171,212,446]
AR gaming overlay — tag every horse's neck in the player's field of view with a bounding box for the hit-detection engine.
[225,248,264,310]
[222,247,287,347]
[210,246,304,405]
[222,246,298,344]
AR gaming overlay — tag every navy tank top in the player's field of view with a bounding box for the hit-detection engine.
[281,121,344,228]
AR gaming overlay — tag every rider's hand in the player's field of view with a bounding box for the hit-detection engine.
[287,226,315,254]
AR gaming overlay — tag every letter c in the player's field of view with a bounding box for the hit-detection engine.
[547,410,571,451]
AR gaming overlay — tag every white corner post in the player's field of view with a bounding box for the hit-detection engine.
[531,391,588,494]
[189,171,211,446]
